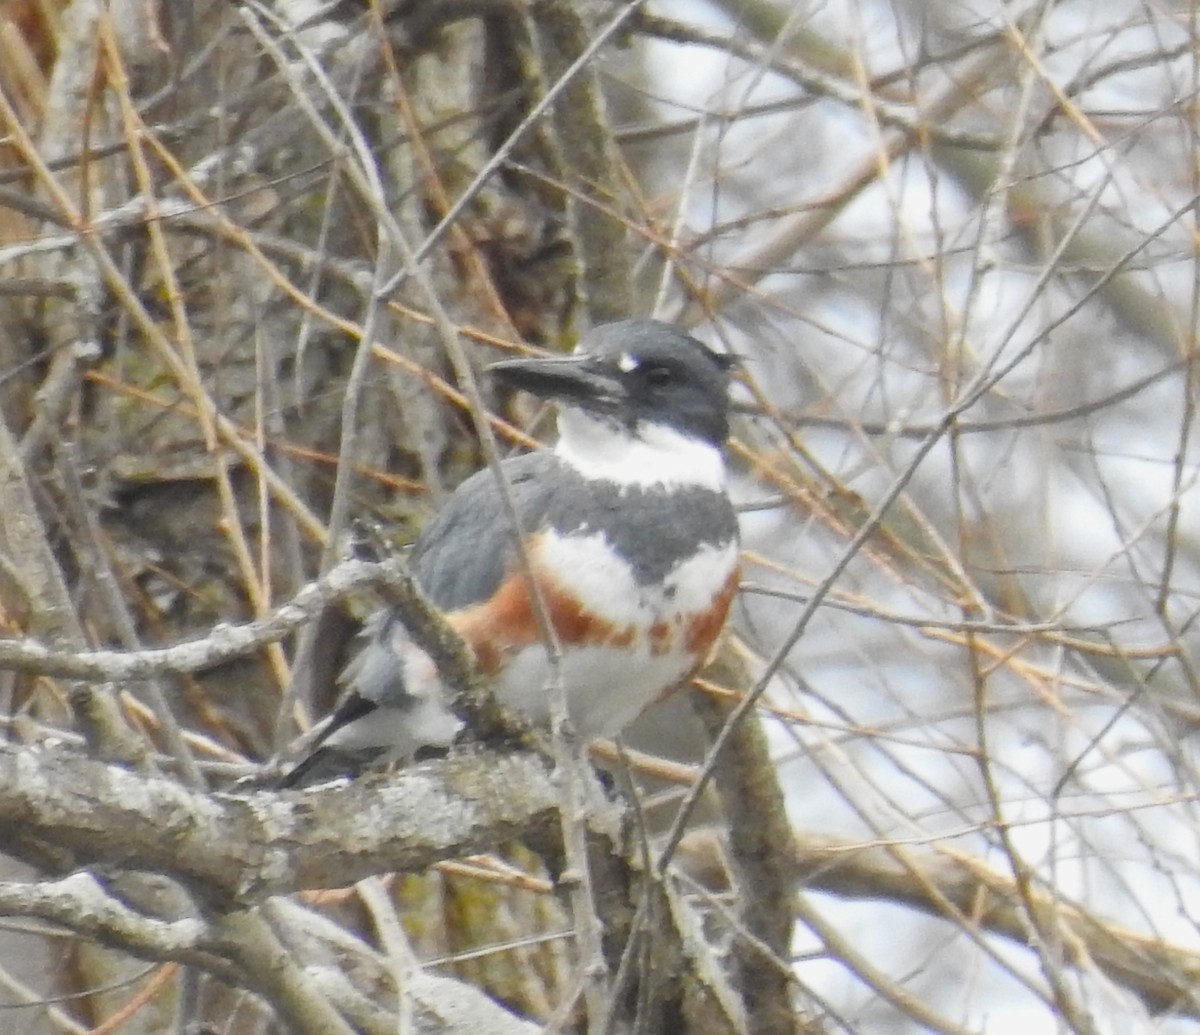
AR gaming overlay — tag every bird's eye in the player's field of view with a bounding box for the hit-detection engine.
[642,364,674,387]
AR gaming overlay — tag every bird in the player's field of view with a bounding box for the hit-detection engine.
[279,319,740,788]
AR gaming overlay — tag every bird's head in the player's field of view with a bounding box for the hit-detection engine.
[489,320,736,449]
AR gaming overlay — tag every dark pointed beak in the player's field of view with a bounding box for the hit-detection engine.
[488,354,622,409]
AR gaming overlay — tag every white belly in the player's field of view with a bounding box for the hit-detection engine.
[494,640,697,737]
[335,532,738,752]
[495,532,739,737]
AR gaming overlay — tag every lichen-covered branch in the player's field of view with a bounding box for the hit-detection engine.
[0,872,229,975]
[0,744,565,904]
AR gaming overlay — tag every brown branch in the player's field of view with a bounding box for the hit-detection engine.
[528,0,635,323]
[792,831,1200,1018]
[677,38,1012,322]
[688,647,800,1035]
[208,908,357,1035]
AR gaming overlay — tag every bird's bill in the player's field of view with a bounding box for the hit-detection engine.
[488,354,623,410]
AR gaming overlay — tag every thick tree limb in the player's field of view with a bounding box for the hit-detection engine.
[0,744,566,905]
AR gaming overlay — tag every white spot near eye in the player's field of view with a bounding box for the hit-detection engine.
[617,352,639,373]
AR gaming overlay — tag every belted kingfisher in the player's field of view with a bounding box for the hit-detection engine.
[279,319,739,787]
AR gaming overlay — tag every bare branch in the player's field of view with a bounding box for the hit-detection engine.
[0,556,448,684]
[0,743,572,904]
[792,831,1200,1018]
[0,873,233,979]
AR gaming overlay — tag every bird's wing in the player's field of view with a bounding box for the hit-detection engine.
[407,451,561,611]
[340,451,562,709]
[277,454,561,786]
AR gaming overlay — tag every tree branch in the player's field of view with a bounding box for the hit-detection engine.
[687,650,800,1035]
[792,832,1200,1018]
[0,744,568,905]
[0,872,234,979]
[0,555,459,684]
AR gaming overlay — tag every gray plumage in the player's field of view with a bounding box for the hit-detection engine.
[411,452,738,609]
[278,319,738,788]
[334,452,736,737]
